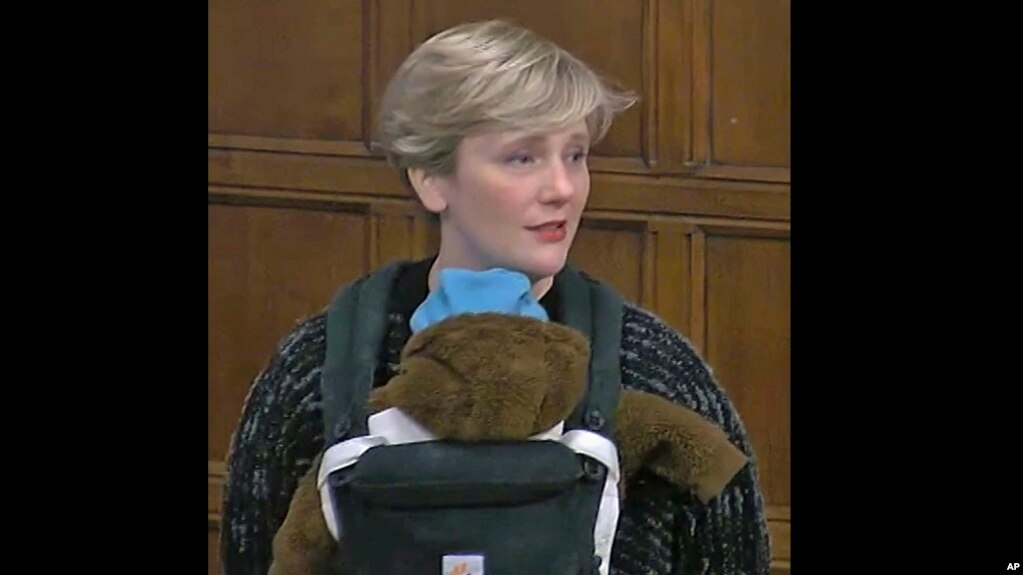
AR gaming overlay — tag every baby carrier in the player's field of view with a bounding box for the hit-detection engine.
[317,261,624,575]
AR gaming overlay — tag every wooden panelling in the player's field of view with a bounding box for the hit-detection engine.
[370,203,442,268]
[704,234,790,505]
[207,134,370,157]
[209,461,225,575]
[691,0,712,165]
[208,149,408,198]
[768,520,790,561]
[568,218,647,304]
[371,206,416,269]
[652,0,691,171]
[207,0,792,167]
[208,0,364,140]
[208,149,791,221]
[711,0,791,167]
[411,0,645,159]
[649,222,694,337]
[696,164,791,184]
[693,217,790,239]
[767,504,791,574]
[689,229,707,354]
[209,529,220,575]
[208,464,224,517]
[370,0,414,141]
[208,203,371,461]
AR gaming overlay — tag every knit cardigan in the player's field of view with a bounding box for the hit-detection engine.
[220,284,771,575]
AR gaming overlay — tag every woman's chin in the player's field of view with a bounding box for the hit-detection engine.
[516,252,569,281]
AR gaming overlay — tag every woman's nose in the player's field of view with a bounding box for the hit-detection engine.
[540,159,575,203]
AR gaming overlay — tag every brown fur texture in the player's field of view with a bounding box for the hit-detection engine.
[616,389,748,503]
[269,313,746,575]
[268,453,340,575]
[367,313,590,439]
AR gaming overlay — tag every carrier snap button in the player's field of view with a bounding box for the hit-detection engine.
[583,459,606,481]
[585,409,605,431]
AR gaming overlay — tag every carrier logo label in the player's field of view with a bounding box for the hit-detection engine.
[443,554,484,575]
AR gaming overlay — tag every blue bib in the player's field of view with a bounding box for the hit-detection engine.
[409,268,548,333]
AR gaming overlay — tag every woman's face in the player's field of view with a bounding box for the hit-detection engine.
[429,120,591,281]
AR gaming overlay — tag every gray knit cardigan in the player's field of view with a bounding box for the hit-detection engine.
[220,287,771,575]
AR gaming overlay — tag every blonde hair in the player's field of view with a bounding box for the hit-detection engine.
[375,20,637,187]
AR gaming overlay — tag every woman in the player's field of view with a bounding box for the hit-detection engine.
[221,19,771,575]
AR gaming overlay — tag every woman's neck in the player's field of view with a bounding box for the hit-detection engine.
[428,252,555,301]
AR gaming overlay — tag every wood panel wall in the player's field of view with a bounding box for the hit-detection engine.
[208,1,790,573]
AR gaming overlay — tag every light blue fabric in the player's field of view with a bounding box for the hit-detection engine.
[409,267,548,333]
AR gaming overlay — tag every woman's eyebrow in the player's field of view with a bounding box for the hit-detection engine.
[501,132,591,148]
[567,132,590,144]
[500,134,545,148]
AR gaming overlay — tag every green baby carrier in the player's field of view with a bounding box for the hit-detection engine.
[318,261,625,575]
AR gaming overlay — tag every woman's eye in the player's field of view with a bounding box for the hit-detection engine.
[569,151,588,163]
[506,154,534,165]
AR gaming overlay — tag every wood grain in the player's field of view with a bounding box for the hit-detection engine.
[704,234,790,505]
[208,0,364,140]
[568,218,647,304]
[208,203,371,461]
[711,0,791,167]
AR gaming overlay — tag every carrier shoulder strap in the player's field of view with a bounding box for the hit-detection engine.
[321,261,625,445]
[557,264,624,439]
[321,260,405,442]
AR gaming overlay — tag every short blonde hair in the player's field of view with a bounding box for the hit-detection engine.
[375,20,637,187]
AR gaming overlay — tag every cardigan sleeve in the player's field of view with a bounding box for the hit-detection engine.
[219,314,329,575]
[674,449,772,575]
[618,304,772,575]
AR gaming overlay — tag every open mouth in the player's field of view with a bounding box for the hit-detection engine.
[526,220,568,242]
[525,221,566,232]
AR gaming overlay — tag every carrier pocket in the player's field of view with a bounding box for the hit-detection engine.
[328,441,607,575]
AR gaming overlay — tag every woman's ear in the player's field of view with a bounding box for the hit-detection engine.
[407,168,448,214]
